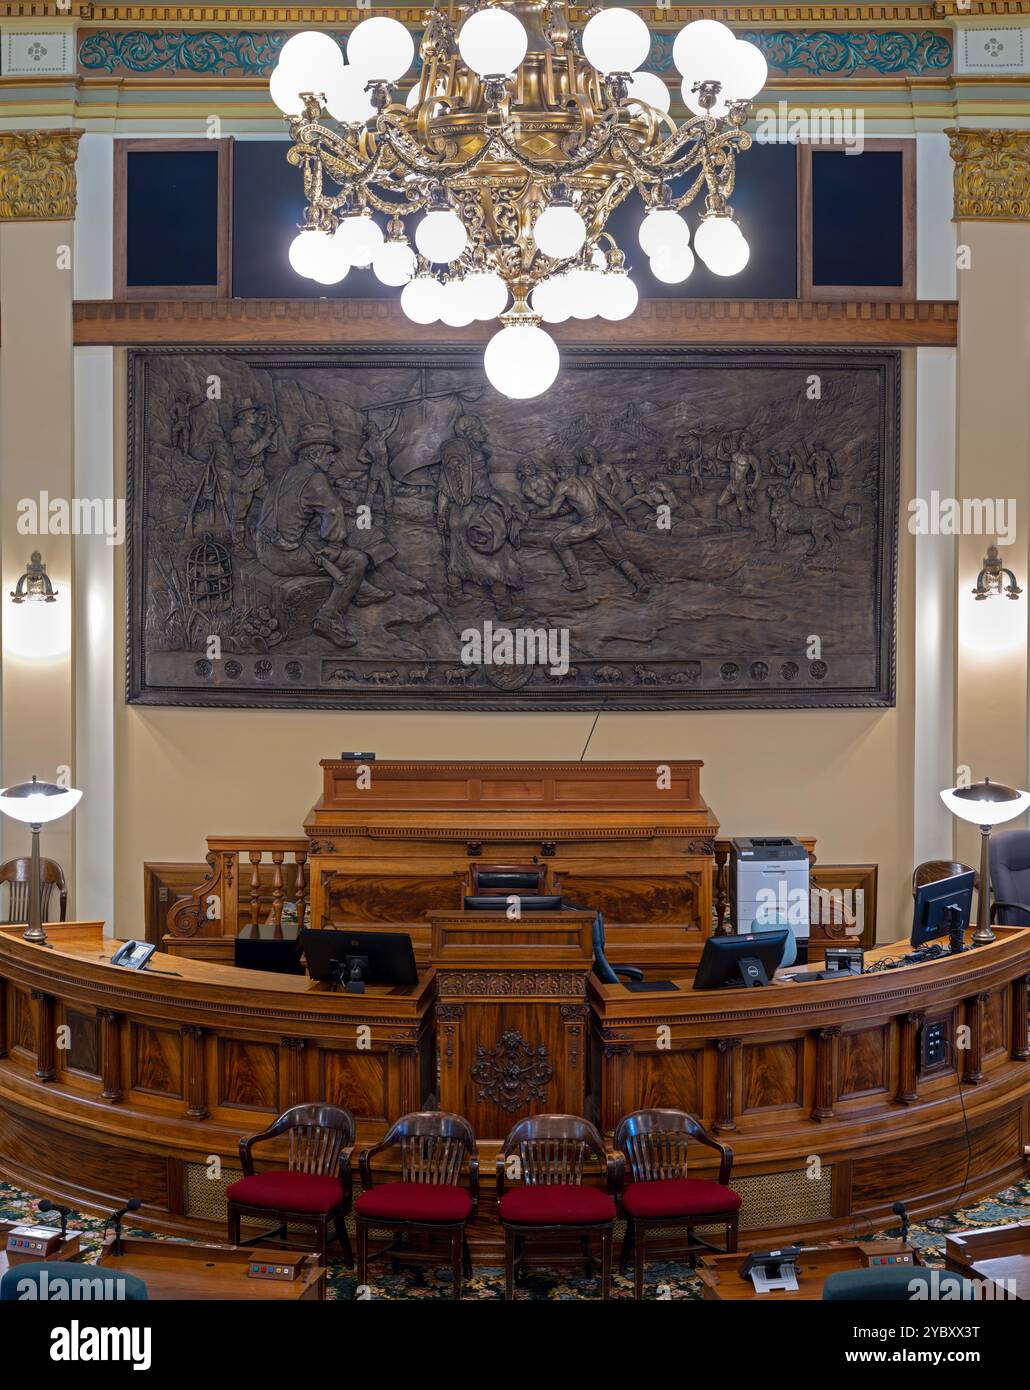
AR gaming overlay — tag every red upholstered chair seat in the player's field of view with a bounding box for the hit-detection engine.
[499,1186,616,1226]
[355,1182,473,1223]
[621,1177,742,1220]
[225,1170,346,1214]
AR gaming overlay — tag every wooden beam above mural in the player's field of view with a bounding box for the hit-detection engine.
[72,296,958,346]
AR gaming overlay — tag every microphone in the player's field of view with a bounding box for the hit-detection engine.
[37,1199,71,1243]
[891,1200,910,1245]
[105,1197,141,1257]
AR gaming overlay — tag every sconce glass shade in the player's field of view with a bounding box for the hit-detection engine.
[10,551,57,603]
[0,777,82,825]
[940,779,1030,827]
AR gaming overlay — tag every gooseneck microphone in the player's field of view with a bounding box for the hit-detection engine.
[105,1197,142,1257]
[37,1199,72,1242]
[892,1200,910,1245]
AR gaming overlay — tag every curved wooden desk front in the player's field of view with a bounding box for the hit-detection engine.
[590,929,1030,1240]
[0,924,433,1237]
[2,922,1029,1249]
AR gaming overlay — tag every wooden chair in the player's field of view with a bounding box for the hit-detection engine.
[355,1111,478,1299]
[912,860,977,896]
[614,1108,740,1300]
[496,1114,622,1301]
[226,1103,354,1268]
[0,857,67,924]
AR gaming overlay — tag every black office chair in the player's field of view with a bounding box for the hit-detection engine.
[823,1267,976,1301]
[591,911,644,985]
[990,830,1030,926]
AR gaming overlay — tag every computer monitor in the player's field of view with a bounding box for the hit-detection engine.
[462,894,564,912]
[300,928,418,993]
[692,929,791,990]
[234,935,305,976]
[911,870,975,949]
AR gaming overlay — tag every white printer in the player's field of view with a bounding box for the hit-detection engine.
[729,837,810,939]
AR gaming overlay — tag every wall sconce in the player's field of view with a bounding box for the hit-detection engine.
[10,551,58,604]
[972,545,1022,601]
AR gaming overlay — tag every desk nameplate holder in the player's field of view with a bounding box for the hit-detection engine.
[247,1251,308,1282]
[4,1224,82,1265]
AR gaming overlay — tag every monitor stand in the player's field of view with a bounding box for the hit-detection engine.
[326,957,369,994]
[736,956,771,987]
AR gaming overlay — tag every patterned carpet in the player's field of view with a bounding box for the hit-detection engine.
[4,1177,1030,1299]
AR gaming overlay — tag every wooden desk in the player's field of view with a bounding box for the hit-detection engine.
[698,1240,918,1300]
[590,929,1030,1244]
[0,922,433,1240]
[946,1222,1030,1298]
[97,1236,324,1300]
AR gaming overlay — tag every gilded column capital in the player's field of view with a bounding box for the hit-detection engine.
[946,128,1030,222]
[0,129,83,221]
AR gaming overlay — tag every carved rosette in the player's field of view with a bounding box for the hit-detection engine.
[470,1028,553,1113]
[0,130,83,221]
[437,971,585,997]
[947,129,1030,221]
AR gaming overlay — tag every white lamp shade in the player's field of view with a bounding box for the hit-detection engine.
[638,208,689,258]
[309,237,351,284]
[401,274,444,324]
[564,265,603,320]
[458,7,528,77]
[464,269,509,320]
[626,71,671,115]
[415,209,468,263]
[941,783,1030,827]
[345,16,414,83]
[484,322,560,400]
[671,19,735,77]
[722,38,768,100]
[269,64,309,116]
[599,269,639,321]
[372,239,417,287]
[325,64,377,123]
[439,277,477,328]
[0,781,82,825]
[276,32,345,92]
[288,228,336,279]
[532,204,587,260]
[530,276,571,324]
[334,212,384,268]
[582,8,651,75]
[694,215,749,275]
[650,242,695,284]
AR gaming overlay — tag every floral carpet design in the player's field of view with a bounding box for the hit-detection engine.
[3,1178,1029,1300]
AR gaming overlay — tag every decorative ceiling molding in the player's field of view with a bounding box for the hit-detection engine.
[69,296,959,346]
[947,127,1030,219]
[73,25,952,78]
[0,128,82,220]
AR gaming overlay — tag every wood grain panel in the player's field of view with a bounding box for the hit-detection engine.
[323,873,461,926]
[130,1023,183,1097]
[983,988,1007,1060]
[838,1026,887,1098]
[459,1003,564,1139]
[551,873,700,924]
[850,1111,1021,1204]
[320,1049,388,1121]
[63,1009,100,1077]
[630,1049,701,1114]
[12,988,33,1053]
[0,1105,170,1207]
[218,1038,278,1111]
[741,1040,804,1113]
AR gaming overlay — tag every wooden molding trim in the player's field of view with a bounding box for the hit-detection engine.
[0,129,82,221]
[947,128,1030,222]
[72,296,957,345]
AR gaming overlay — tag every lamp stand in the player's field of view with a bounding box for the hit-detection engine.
[23,821,47,945]
[973,823,996,947]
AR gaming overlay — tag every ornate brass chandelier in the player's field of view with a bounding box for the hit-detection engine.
[272,5,767,398]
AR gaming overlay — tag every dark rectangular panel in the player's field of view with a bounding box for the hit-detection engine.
[811,150,904,288]
[126,149,220,288]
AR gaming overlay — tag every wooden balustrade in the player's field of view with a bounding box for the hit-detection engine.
[164,838,308,950]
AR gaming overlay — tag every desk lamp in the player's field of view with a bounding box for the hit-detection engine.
[940,778,1030,946]
[0,777,82,944]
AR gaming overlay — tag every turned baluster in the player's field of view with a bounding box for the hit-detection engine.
[294,852,307,928]
[271,851,285,936]
[249,850,262,928]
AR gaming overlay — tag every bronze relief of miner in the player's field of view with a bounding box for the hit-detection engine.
[254,423,392,649]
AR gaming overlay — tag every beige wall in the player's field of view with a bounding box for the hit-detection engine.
[113,355,917,940]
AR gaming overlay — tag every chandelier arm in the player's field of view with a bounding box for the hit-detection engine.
[486,115,621,180]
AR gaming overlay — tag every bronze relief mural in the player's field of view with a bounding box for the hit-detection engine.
[126,346,898,709]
